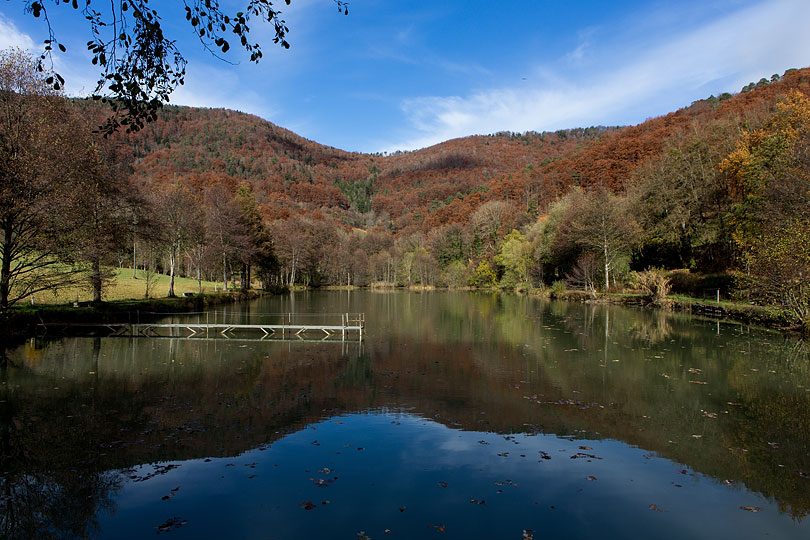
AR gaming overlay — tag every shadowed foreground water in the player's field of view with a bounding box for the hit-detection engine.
[2,291,809,539]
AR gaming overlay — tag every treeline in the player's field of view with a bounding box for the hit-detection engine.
[255,89,810,329]
[2,46,809,328]
[0,49,279,308]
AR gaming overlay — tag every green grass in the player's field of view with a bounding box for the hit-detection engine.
[669,294,760,309]
[25,268,224,305]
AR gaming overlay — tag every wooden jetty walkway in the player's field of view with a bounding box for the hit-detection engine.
[39,313,365,340]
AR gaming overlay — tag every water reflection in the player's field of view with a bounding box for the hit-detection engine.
[2,292,809,538]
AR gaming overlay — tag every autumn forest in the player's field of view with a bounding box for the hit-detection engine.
[2,48,809,328]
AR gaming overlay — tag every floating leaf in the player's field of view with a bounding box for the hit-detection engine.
[156,517,187,533]
[570,452,602,460]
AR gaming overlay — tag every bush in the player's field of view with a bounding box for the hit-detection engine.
[633,268,672,305]
[549,280,567,298]
[469,260,498,288]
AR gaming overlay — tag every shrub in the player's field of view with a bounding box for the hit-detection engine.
[469,260,498,288]
[634,268,672,305]
[549,280,567,298]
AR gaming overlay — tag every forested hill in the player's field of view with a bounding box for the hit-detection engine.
[543,67,810,190]
[117,105,613,230]
[110,66,810,236]
[6,55,809,320]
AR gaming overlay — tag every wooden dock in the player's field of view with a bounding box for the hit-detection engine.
[39,313,365,340]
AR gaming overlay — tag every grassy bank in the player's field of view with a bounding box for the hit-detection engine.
[1,288,269,338]
[22,268,224,305]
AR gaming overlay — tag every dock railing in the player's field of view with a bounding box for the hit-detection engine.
[38,311,365,340]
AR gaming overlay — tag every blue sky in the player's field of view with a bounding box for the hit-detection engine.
[2,0,809,153]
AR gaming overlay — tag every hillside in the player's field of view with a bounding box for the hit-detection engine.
[116,106,611,231]
[111,67,810,238]
[5,62,809,316]
[543,67,810,190]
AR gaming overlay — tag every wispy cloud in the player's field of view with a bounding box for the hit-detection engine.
[0,13,99,97]
[170,62,280,119]
[385,0,810,152]
[0,14,34,51]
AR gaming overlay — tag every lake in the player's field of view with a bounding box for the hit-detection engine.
[2,291,810,539]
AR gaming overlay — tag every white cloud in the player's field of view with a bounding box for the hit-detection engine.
[386,0,810,152]
[170,62,280,120]
[0,13,98,97]
[0,14,35,51]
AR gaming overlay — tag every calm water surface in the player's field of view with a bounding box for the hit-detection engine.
[2,291,810,539]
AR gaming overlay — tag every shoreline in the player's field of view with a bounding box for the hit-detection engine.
[0,289,267,340]
[540,290,797,333]
[1,286,800,340]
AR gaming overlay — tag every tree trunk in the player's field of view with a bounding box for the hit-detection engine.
[91,256,102,302]
[168,247,177,297]
[222,251,227,291]
[0,221,12,310]
[603,241,610,292]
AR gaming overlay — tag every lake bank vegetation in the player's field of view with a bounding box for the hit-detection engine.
[2,46,809,330]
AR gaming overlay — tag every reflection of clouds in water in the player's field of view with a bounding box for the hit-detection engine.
[438,434,477,453]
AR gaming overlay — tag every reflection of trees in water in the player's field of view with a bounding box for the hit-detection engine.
[4,294,810,527]
[366,294,810,519]
[0,342,122,540]
[627,308,672,345]
[776,337,810,370]
[550,302,675,346]
[0,471,120,540]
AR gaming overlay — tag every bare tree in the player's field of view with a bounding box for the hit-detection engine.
[556,188,640,291]
[0,48,84,309]
[69,132,135,302]
[152,182,204,297]
[471,200,511,256]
